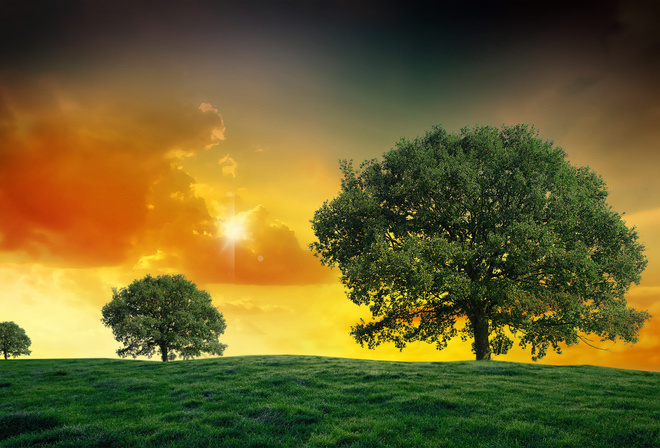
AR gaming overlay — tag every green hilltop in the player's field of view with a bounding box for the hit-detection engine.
[1,356,658,447]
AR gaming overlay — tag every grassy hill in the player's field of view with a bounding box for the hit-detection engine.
[0,356,658,447]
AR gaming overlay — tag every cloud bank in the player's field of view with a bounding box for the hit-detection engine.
[0,75,328,285]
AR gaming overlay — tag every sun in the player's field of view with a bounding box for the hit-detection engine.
[223,217,247,241]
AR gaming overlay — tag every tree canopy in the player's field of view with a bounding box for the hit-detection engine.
[101,274,227,362]
[0,321,32,360]
[311,124,650,360]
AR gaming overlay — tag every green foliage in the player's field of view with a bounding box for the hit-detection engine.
[101,274,227,362]
[0,322,31,360]
[0,356,658,447]
[311,124,650,360]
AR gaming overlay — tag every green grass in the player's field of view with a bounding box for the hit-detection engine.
[0,356,658,447]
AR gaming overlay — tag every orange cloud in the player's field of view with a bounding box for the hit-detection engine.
[136,196,332,284]
[231,205,332,284]
[0,75,329,285]
[0,80,155,265]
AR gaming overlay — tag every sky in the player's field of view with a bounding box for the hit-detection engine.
[1,0,659,371]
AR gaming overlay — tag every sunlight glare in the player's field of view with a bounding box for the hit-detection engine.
[223,217,247,241]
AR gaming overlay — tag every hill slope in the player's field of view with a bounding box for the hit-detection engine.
[0,356,658,447]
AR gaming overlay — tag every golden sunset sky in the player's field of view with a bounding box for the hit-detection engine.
[1,0,659,370]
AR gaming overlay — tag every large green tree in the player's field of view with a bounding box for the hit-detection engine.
[0,321,32,360]
[311,124,650,361]
[101,274,227,362]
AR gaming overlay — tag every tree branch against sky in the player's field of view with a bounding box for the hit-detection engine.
[311,124,650,361]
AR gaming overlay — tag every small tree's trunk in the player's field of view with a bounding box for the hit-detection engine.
[159,342,169,362]
[471,315,491,361]
[3,352,7,360]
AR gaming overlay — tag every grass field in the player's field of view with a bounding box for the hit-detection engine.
[0,356,658,447]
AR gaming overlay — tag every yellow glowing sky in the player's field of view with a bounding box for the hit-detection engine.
[1,1,659,370]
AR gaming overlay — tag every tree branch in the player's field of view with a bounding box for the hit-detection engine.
[577,334,610,351]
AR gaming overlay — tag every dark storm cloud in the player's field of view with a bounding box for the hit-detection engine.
[0,1,627,66]
[4,1,656,109]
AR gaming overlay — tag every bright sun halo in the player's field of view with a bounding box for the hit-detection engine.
[223,218,247,241]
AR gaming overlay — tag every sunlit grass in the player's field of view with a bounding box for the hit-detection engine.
[1,356,658,447]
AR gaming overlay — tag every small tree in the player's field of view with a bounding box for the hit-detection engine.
[101,274,227,362]
[311,124,650,361]
[0,322,32,360]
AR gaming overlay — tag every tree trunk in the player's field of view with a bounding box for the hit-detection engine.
[471,315,491,361]
[3,352,6,360]
[159,342,169,362]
